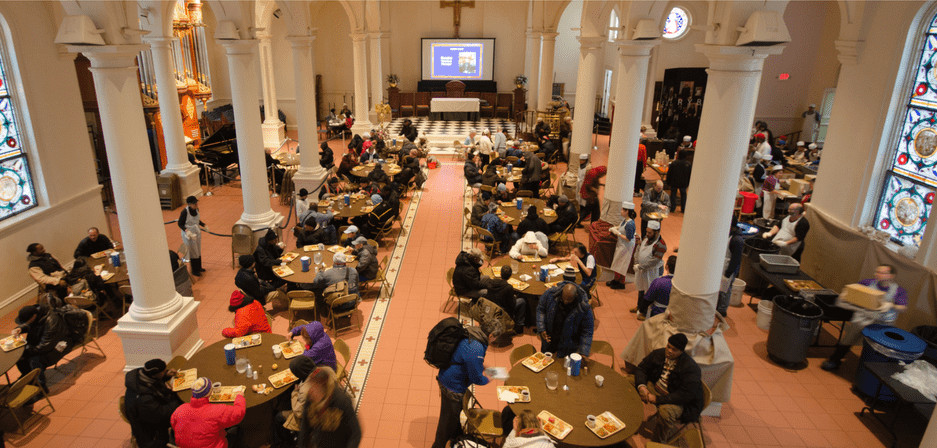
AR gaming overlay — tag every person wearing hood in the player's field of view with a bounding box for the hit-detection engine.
[178,195,208,276]
[471,192,493,227]
[501,410,556,448]
[452,249,489,301]
[221,290,272,338]
[171,377,246,448]
[254,229,286,286]
[298,366,361,448]
[536,282,593,358]
[124,358,184,448]
[367,163,389,184]
[481,163,505,187]
[26,243,68,298]
[364,194,395,239]
[13,298,70,390]
[399,118,418,143]
[519,152,542,197]
[289,321,337,370]
[319,142,334,169]
[509,231,548,260]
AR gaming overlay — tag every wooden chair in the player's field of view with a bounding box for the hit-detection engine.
[444,268,473,321]
[509,344,536,366]
[399,93,415,117]
[461,389,502,444]
[287,290,316,328]
[73,309,106,360]
[589,340,616,369]
[505,156,519,164]
[65,295,108,338]
[590,266,603,307]
[1,368,54,434]
[473,226,499,261]
[374,219,397,247]
[328,294,361,335]
[167,355,187,372]
[496,93,513,118]
[446,80,466,98]
[366,239,379,251]
[480,92,496,118]
[333,338,356,397]
[663,382,712,447]
[118,284,134,316]
[231,224,254,268]
[515,190,533,198]
[415,92,431,117]
[462,207,475,241]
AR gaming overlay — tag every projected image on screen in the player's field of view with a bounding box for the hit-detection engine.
[431,43,483,79]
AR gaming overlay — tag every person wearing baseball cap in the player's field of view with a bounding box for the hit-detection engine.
[352,236,378,283]
[124,358,184,448]
[312,251,360,311]
[341,225,360,246]
[171,376,246,448]
[633,333,704,443]
[178,195,208,276]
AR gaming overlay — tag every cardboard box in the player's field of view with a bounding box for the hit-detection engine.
[788,179,811,196]
[839,283,884,310]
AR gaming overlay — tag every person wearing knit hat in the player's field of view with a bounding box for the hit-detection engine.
[607,200,638,289]
[370,194,382,205]
[125,358,184,448]
[170,375,246,448]
[253,228,286,287]
[234,253,283,309]
[222,289,271,337]
[364,190,396,241]
[754,131,772,161]
[632,334,704,443]
[179,193,207,276]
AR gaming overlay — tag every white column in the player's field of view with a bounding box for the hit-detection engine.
[147,37,202,200]
[524,28,541,111]
[369,31,384,122]
[350,32,373,136]
[77,45,201,369]
[916,205,937,270]
[218,39,283,230]
[602,41,656,222]
[641,46,659,137]
[257,31,286,150]
[536,31,558,112]
[669,45,783,332]
[289,34,328,196]
[567,36,605,167]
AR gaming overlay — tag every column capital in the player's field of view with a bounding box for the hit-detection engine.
[254,30,273,41]
[615,39,658,56]
[526,28,542,38]
[369,31,386,40]
[217,38,260,55]
[541,30,560,40]
[69,44,148,68]
[142,36,176,48]
[695,44,784,72]
[286,34,318,47]
[835,39,863,65]
[576,35,606,52]
[350,32,368,42]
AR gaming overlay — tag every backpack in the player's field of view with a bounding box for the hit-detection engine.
[424,317,469,369]
[469,298,513,338]
[58,305,89,345]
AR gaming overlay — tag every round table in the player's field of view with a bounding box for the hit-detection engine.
[505,359,644,447]
[316,194,372,219]
[349,162,402,179]
[490,257,580,297]
[176,334,294,446]
[497,198,557,225]
[90,256,129,285]
[0,344,24,382]
[276,248,359,284]
[496,167,524,183]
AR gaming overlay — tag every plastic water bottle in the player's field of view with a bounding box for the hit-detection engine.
[245,363,253,377]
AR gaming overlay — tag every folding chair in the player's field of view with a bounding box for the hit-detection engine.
[461,389,502,445]
[663,382,711,448]
[361,255,389,299]
[333,338,356,397]
[287,290,316,328]
[231,224,254,268]
[509,344,536,366]
[328,294,361,335]
[0,368,54,434]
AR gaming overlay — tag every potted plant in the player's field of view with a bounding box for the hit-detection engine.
[387,74,399,88]
[514,74,528,89]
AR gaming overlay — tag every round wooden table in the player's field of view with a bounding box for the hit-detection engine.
[316,194,372,219]
[89,256,129,285]
[349,162,402,179]
[275,248,358,284]
[505,359,644,447]
[497,198,557,225]
[496,167,524,183]
[490,258,580,297]
[176,334,294,446]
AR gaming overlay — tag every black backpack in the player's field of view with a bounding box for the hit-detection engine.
[424,317,469,369]
[59,306,89,345]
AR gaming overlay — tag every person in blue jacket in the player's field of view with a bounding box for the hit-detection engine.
[536,282,594,358]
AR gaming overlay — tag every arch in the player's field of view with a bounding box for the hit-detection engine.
[580,0,614,37]
[255,0,278,31]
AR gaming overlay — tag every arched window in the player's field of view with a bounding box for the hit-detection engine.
[608,9,620,42]
[872,12,937,247]
[662,7,690,40]
[0,37,36,221]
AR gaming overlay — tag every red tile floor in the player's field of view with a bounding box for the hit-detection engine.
[0,134,921,447]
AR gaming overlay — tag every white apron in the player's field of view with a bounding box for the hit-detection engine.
[762,189,776,219]
[801,111,819,142]
[634,237,663,291]
[610,219,636,276]
[181,208,201,259]
[771,215,803,256]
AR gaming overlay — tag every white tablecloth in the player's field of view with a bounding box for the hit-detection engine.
[430,98,480,113]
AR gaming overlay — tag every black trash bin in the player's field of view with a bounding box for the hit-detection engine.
[739,237,781,294]
[767,295,823,369]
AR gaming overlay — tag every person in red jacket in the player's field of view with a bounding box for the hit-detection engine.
[171,377,246,448]
[221,290,272,338]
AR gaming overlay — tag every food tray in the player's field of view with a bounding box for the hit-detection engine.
[268,369,299,389]
[586,411,625,439]
[100,271,116,281]
[507,278,530,291]
[209,385,245,403]
[521,352,554,372]
[273,266,294,278]
[783,279,823,292]
[231,334,262,349]
[496,385,531,403]
[279,340,305,359]
[520,255,541,263]
[170,368,198,392]
[327,245,351,254]
[543,281,560,289]
[537,410,572,440]
[90,250,113,259]
[0,335,26,352]
[303,245,321,252]
[555,261,572,271]
[543,209,556,217]
[280,252,299,263]
[317,200,332,207]
[488,266,502,277]
[759,254,800,274]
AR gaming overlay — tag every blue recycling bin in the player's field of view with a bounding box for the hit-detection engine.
[855,324,927,401]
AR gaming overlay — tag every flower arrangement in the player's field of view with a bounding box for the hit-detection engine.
[386,74,399,86]
[514,75,528,87]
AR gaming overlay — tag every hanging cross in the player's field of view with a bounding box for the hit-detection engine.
[440,0,474,38]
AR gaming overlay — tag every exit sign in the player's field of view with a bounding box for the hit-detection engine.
[778,73,791,80]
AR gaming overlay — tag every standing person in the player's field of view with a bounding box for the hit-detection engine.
[762,203,810,259]
[399,118,418,143]
[178,196,207,276]
[801,104,821,142]
[646,256,677,318]
[477,129,494,167]
[520,152,542,197]
[666,152,692,213]
[432,324,501,448]
[717,220,745,317]
[536,283,594,358]
[640,181,670,237]
[298,367,361,448]
[124,359,184,448]
[635,144,647,197]
[633,334,705,443]
[633,220,667,320]
[607,203,637,290]
[579,166,607,224]
[26,243,68,298]
[821,265,908,371]
[171,377,246,448]
[73,227,115,259]
[493,127,507,157]
[762,165,782,219]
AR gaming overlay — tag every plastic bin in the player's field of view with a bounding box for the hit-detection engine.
[856,325,927,401]
[767,295,823,368]
[720,277,747,307]
[756,299,773,331]
[759,254,800,274]
[739,238,780,292]
[739,191,758,213]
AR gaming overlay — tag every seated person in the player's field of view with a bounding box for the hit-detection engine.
[294,219,327,248]
[73,227,114,259]
[341,225,361,247]
[337,151,358,179]
[493,183,514,202]
[234,255,281,307]
[254,230,286,287]
[552,243,596,291]
[535,283,593,357]
[221,291,272,337]
[485,266,527,334]
[367,163,389,184]
[278,357,317,435]
[481,163,505,187]
[452,249,489,301]
[509,232,548,260]
[313,253,360,307]
[14,300,71,390]
[64,258,114,306]
[399,118,418,142]
[549,195,578,234]
[298,367,362,448]
[364,194,395,239]
[471,192,492,227]
[505,141,524,159]
[26,243,68,298]
[288,321,337,370]
[352,236,378,283]
[124,359,184,448]
[647,255,677,318]
[633,334,705,443]
[464,152,483,186]
[319,142,334,169]
[516,205,549,237]
[296,188,312,218]
[481,202,514,253]
[501,410,556,448]
[171,377,246,448]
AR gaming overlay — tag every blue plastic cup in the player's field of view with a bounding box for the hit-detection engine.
[392,138,397,147]
[569,353,582,376]
[516,198,523,210]
[301,256,311,272]
[224,343,236,365]
[540,266,548,281]
[110,253,121,268]
[344,194,351,205]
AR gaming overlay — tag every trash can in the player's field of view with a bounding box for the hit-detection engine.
[739,191,758,214]
[911,325,937,361]
[856,325,927,401]
[766,295,823,368]
[739,237,780,293]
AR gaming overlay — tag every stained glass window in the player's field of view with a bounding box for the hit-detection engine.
[0,43,35,221]
[608,10,619,43]
[662,7,690,40]
[873,13,937,246]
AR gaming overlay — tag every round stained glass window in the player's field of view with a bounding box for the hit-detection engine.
[663,7,690,40]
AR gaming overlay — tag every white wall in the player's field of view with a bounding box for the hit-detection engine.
[0,2,107,311]
[553,0,582,102]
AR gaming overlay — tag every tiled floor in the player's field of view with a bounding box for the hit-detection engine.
[0,135,923,447]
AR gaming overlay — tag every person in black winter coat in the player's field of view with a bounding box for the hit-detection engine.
[319,142,334,169]
[235,255,277,306]
[253,229,286,287]
[548,195,579,235]
[464,153,482,186]
[666,151,692,213]
[124,359,184,448]
[633,334,705,443]
[13,298,71,389]
[516,205,549,237]
[485,266,526,333]
[452,249,489,301]
[399,119,419,143]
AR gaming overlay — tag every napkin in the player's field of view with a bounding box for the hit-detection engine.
[543,264,558,270]
[518,274,532,281]
[499,390,519,403]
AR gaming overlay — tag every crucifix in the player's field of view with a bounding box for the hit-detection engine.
[440,0,474,38]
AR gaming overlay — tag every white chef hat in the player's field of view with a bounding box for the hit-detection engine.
[808,143,818,149]
[647,220,661,230]
[796,141,805,147]
[809,103,816,107]
[622,202,635,210]
[683,135,692,142]
[579,153,589,160]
